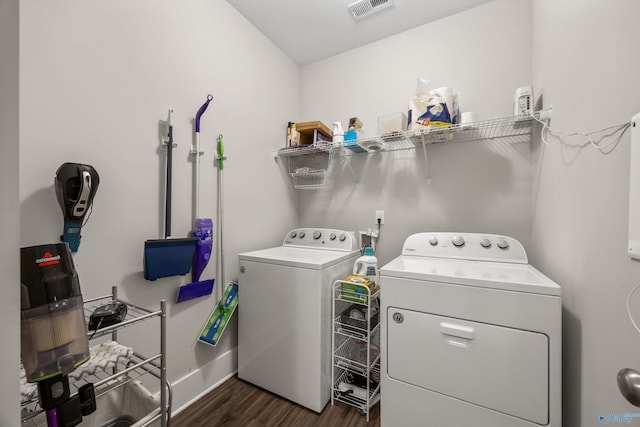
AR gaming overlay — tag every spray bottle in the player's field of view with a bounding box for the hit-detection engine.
[332,121,344,144]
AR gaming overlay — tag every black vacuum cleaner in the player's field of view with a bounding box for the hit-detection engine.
[54,163,100,252]
[21,243,96,426]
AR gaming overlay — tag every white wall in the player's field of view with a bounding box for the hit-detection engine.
[0,0,21,425]
[298,0,534,266]
[19,0,299,413]
[531,1,640,425]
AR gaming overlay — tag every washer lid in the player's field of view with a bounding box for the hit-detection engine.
[239,246,359,270]
[380,255,560,296]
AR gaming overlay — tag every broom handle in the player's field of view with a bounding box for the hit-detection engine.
[165,110,173,238]
[217,134,225,302]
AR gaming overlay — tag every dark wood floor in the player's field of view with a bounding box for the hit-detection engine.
[170,375,380,427]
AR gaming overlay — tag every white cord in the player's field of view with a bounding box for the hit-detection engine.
[529,111,631,153]
[627,283,640,335]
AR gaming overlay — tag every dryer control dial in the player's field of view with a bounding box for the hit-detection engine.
[339,233,346,242]
[290,231,297,239]
[428,236,438,246]
[452,235,465,247]
[298,231,306,238]
[480,238,492,248]
[329,233,337,241]
[497,239,509,250]
[313,231,322,240]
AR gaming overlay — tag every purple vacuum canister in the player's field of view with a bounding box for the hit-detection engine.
[192,218,213,283]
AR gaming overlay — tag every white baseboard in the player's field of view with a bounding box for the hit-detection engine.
[169,346,238,417]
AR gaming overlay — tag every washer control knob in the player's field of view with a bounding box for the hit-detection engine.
[339,233,346,242]
[480,238,492,248]
[452,235,465,247]
[290,231,297,239]
[428,236,438,246]
[497,239,509,249]
[313,231,322,240]
[329,233,337,241]
[299,231,306,238]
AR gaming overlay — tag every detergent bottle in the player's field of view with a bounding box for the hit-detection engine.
[353,246,379,284]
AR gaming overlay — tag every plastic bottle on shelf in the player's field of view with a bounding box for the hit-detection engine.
[332,121,344,144]
[353,246,379,285]
[289,123,298,147]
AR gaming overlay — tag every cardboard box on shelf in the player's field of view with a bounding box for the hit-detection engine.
[295,121,333,146]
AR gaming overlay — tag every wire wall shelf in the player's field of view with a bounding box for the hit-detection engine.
[277,112,542,158]
[408,114,536,145]
[277,111,546,189]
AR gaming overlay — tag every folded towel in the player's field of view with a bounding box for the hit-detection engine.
[69,341,133,381]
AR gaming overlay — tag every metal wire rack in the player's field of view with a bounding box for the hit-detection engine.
[331,280,381,421]
[277,112,541,157]
[334,331,380,376]
[332,366,381,410]
[20,286,170,427]
[277,112,545,188]
[407,113,537,145]
[287,151,332,190]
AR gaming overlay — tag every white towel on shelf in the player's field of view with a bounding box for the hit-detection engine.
[68,341,133,381]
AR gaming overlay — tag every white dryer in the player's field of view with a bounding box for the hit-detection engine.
[238,228,359,413]
[380,232,561,427]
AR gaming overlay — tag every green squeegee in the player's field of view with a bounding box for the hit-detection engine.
[198,281,238,347]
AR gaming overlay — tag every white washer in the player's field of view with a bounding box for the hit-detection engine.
[380,232,561,427]
[238,228,359,413]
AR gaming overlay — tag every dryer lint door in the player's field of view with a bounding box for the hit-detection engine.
[386,308,549,425]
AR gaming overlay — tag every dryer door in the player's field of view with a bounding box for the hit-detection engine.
[387,307,549,424]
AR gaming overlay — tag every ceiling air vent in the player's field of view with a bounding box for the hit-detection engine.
[348,0,394,20]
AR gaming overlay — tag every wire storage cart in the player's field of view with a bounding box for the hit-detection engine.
[331,279,381,421]
[21,286,171,427]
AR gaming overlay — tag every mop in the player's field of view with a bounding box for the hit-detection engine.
[198,134,239,346]
[176,95,215,303]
